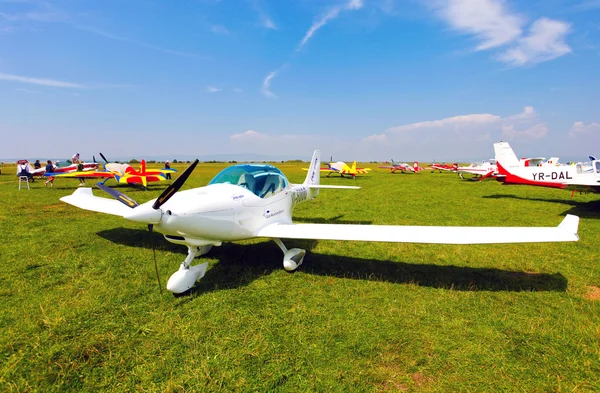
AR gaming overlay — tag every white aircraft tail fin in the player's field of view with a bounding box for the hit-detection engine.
[304,150,321,199]
[494,142,520,168]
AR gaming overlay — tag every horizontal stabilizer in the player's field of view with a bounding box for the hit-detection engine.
[60,188,132,217]
[258,215,579,244]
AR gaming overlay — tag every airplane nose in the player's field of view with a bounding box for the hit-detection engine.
[123,205,163,224]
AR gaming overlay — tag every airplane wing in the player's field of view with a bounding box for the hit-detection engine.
[257,215,579,244]
[60,188,132,216]
[564,178,600,193]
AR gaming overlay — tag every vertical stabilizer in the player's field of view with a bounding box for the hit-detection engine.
[304,150,320,198]
[494,142,520,168]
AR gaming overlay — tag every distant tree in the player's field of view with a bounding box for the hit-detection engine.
[66,160,72,164]
[228,160,237,164]
[130,159,140,164]
[147,160,156,164]
[173,159,178,163]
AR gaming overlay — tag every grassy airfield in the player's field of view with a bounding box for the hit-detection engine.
[1,161,599,392]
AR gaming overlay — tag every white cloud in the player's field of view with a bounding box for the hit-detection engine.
[297,0,364,50]
[362,134,388,142]
[380,106,547,143]
[0,72,86,88]
[499,18,571,66]
[205,86,222,93]
[429,0,571,66]
[431,0,523,50]
[261,70,278,98]
[501,123,548,139]
[387,113,501,133]
[230,130,267,141]
[210,24,229,35]
[569,121,600,137]
[506,105,536,121]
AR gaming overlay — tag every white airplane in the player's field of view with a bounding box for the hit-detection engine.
[60,150,580,295]
[564,160,600,193]
[456,160,497,180]
[494,142,578,189]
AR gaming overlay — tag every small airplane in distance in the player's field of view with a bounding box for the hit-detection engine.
[60,150,579,295]
[495,142,600,194]
[318,161,371,179]
[456,160,498,180]
[430,162,458,173]
[379,160,423,174]
[46,153,177,187]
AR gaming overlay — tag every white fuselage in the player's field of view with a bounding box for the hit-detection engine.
[149,183,309,243]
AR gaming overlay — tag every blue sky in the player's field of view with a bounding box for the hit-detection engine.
[0,0,599,162]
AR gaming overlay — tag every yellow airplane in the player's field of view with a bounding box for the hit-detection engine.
[304,161,371,179]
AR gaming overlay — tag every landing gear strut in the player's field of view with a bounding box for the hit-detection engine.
[273,238,306,271]
[166,245,212,295]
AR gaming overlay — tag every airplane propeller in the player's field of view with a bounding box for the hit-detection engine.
[152,159,199,210]
[99,152,109,163]
[95,159,199,294]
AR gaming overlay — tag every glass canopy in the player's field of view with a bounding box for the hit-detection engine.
[208,164,289,198]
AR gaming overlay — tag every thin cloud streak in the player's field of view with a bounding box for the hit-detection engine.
[297,0,364,50]
[261,70,278,98]
[0,72,86,88]
[75,25,207,59]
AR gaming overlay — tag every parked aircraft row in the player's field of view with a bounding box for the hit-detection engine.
[59,149,580,296]
[17,154,177,187]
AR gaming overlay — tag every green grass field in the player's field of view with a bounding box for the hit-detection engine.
[1,162,599,392]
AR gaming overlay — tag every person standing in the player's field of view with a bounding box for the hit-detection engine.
[77,161,86,186]
[164,160,172,180]
[44,160,55,186]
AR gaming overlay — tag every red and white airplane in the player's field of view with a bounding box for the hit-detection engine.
[495,142,600,194]
[456,160,497,180]
[430,162,458,173]
[494,142,574,189]
[379,160,423,174]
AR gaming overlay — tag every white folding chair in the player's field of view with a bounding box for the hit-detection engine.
[19,175,30,190]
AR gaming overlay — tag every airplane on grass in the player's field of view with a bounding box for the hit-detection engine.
[379,160,423,174]
[495,142,600,194]
[60,150,580,296]
[47,153,177,187]
[316,161,370,179]
[16,159,98,177]
[456,160,497,181]
[430,162,458,173]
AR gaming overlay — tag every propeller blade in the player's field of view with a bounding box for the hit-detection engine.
[152,159,199,210]
[93,155,96,163]
[99,153,109,163]
[148,224,163,294]
[96,182,139,208]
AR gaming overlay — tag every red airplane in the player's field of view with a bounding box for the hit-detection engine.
[430,162,458,173]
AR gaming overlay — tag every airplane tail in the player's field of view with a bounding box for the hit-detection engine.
[351,161,357,173]
[304,150,321,198]
[547,157,559,165]
[494,142,520,174]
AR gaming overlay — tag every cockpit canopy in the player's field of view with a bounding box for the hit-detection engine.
[208,164,289,198]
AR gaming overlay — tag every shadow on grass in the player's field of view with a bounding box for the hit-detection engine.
[98,228,567,295]
[484,194,600,218]
[294,214,372,225]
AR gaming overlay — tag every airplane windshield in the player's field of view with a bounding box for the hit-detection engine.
[209,164,289,198]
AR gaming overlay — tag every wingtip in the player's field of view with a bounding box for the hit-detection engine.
[558,214,580,240]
